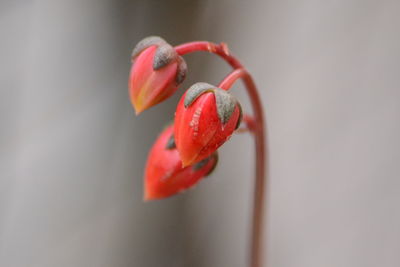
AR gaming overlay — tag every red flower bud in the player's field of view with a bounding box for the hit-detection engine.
[144,125,218,200]
[129,36,187,114]
[174,83,242,166]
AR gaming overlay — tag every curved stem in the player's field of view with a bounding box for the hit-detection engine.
[218,68,248,91]
[176,42,267,267]
[175,41,243,69]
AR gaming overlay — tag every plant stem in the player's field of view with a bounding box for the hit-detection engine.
[218,68,249,91]
[175,42,267,267]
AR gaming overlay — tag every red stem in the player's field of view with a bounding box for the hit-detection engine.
[175,42,267,267]
[218,68,249,91]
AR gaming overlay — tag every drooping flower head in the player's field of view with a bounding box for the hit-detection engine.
[174,83,242,167]
[144,125,218,200]
[129,36,187,114]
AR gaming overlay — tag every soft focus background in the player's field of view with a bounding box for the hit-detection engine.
[1,0,400,266]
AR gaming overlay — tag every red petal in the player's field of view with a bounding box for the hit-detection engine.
[129,46,178,114]
[144,126,217,200]
[175,92,219,166]
[174,92,241,166]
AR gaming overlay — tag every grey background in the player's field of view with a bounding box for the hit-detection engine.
[1,0,399,267]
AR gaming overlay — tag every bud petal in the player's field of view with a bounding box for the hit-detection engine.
[153,43,176,70]
[174,83,242,166]
[176,57,187,84]
[129,36,187,114]
[144,125,218,200]
[131,36,165,59]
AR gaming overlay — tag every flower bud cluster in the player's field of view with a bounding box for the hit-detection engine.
[130,37,242,200]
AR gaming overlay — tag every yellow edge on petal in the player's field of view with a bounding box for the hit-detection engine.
[132,82,152,115]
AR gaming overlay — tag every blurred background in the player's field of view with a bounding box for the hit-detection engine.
[1,0,400,266]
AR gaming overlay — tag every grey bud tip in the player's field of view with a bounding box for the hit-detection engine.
[165,134,176,150]
[184,82,216,108]
[131,36,166,59]
[153,43,177,70]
